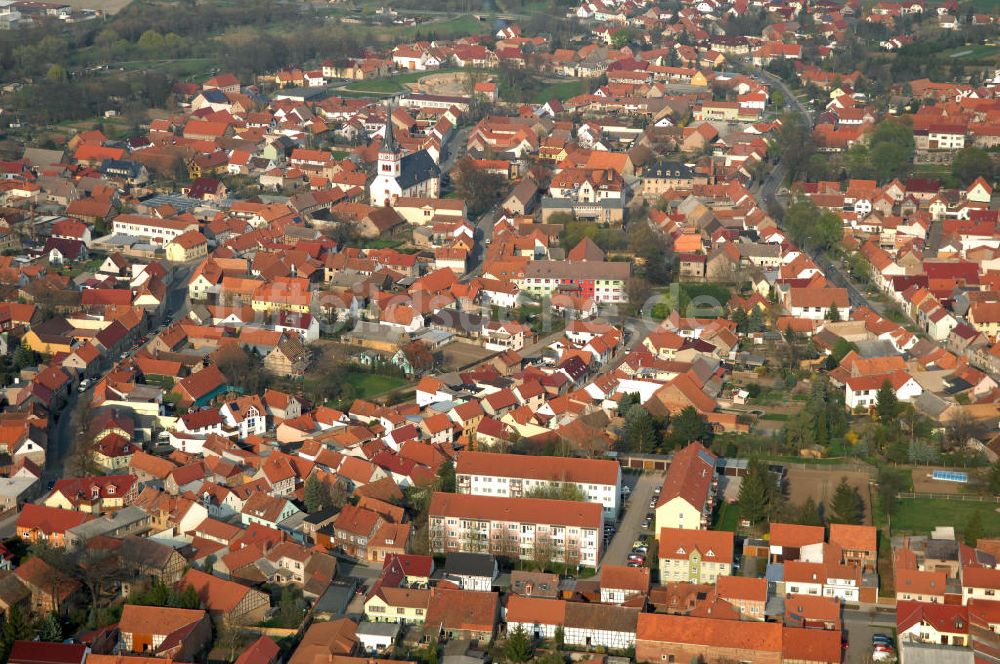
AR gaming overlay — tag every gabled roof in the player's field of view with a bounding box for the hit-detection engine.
[654,441,716,510]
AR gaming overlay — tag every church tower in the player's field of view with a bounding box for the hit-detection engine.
[377,104,402,179]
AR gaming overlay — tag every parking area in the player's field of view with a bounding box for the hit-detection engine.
[844,609,896,664]
[599,470,665,575]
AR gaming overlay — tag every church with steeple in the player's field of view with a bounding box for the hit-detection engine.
[368,105,441,207]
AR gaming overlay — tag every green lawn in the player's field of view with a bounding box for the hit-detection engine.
[530,80,586,104]
[362,238,405,250]
[344,78,408,93]
[714,502,740,532]
[892,498,1000,537]
[344,371,408,399]
[344,15,485,42]
[942,43,1000,60]
[343,67,483,93]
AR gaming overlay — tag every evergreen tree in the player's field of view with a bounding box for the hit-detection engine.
[554,625,565,650]
[35,613,62,642]
[737,458,771,526]
[831,338,858,364]
[0,606,33,661]
[303,473,328,513]
[826,305,841,322]
[828,477,864,525]
[180,584,201,610]
[797,496,824,526]
[988,460,1000,495]
[502,625,533,663]
[623,404,657,453]
[666,406,712,448]
[278,586,303,627]
[436,459,456,493]
[876,380,899,424]
[965,511,984,547]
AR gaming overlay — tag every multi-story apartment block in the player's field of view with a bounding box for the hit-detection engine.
[515,261,630,304]
[428,492,603,568]
[454,451,621,521]
[658,527,734,584]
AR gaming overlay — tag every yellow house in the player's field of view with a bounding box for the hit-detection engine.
[655,495,705,533]
[968,302,1000,340]
[653,443,716,534]
[364,587,430,624]
[691,71,709,87]
[251,277,312,314]
[93,435,135,471]
[500,411,549,439]
[22,330,73,356]
[165,230,209,263]
[658,527,733,584]
[44,475,136,514]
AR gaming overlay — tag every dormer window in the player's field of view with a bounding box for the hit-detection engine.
[107,485,115,495]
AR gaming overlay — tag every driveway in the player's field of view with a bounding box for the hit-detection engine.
[598,471,665,575]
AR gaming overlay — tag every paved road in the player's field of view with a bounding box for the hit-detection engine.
[462,208,496,282]
[746,67,885,314]
[599,471,664,575]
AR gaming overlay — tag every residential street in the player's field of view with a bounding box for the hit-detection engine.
[43,261,193,485]
[750,68,880,313]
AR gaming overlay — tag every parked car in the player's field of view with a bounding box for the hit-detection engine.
[632,545,648,554]
[627,561,643,568]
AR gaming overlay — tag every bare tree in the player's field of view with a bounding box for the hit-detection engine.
[67,400,102,477]
[533,531,555,573]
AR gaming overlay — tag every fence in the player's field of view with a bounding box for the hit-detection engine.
[782,460,876,474]
[896,492,1000,503]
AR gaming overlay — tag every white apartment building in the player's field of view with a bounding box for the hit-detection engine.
[428,492,603,568]
[455,451,621,520]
